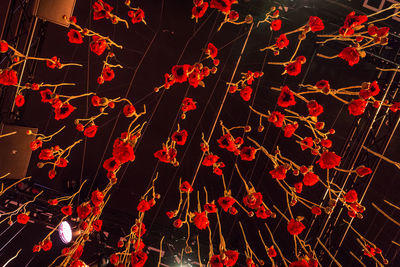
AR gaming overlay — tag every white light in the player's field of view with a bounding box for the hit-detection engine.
[59,221,72,244]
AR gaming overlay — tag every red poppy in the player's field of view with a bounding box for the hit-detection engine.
[41,239,52,251]
[77,203,92,219]
[307,100,324,116]
[67,29,83,44]
[206,43,218,59]
[181,97,197,112]
[48,169,56,179]
[55,157,68,167]
[113,141,135,163]
[268,246,277,258]
[39,89,53,103]
[268,111,285,127]
[308,16,324,32]
[320,139,332,148]
[171,130,188,145]
[46,56,59,69]
[294,182,303,193]
[17,213,30,224]
[344,189,358,203]
[289,260,309,267]
[223,250,239,266]
[285,61,302,76]
[240,86,252,101]
[61,205,72,216]
[210,255,223,267]
[368,80,380,96]
[316,80,330,91]
[317,151,341,169]
[217,196,235,212]
[204,203,217,213]
[135,199,150,213]
[123,104,136,117]
[0,69,18,85]
[270,19,281,31]
[390,102,400,112]
[39,149,54,160]
[180,181,193,193]
[348,98,367,116]
[91,190,104,207]
[90,36,107,56]
[173,218,183,228]
[72,244,83,260]
[202,154,219,166]
[269,165,287,180]
[103,157,120,172]
[0,40,8,52]
[54,103,75,120]
[30,139,43,151]
[228,10,239,21]
[14,94,25,107]
[93,219,103,232]
[300,137,313,150]
[364,245,376,257]
[210,0,233,14]
[240,146,256,161]
[84,124,98,138]
[277,86,296,107]
[243,192,263,209]
[129,8,145,24]
[154,147,177,163]
[276,34,289,49]
[302,171,319,186]
[338,47,360,66]
[217,134,236,151]
[287,219,305,235]
[311,206,322,215]
[171,64,190,83]
[284,123,298,138]
[110,254,119,265]
[355,166,372,177]
[192,2,209,19]
[130,250,148,267]
[102,66,115,81]
[193,211,209,230]
[131,222,146,237]
[256,206,272,219]
[344,11,367,29]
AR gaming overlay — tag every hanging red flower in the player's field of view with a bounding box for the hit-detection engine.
[204,202,217,213]
[0,40,8,52]
[39,149,54,160]
[289,259,309,267]
[269,165,287,180]
[344,11,367,29]
[123,104,136,117]
[91,190,104,207]
[317,151,341,169]
[316,80,330,92]
[113,141,135,163]
[67,29,83,44]
[180,181,193,193]
[77,203,92,219]
[154,147,177,163]
[102,66,115,81]
[268,111,285,127]
[192,2,209,19]
[93,219,103,231]
[294,182,303,193]
[0,69,18,85]
[136,199,151,213]
[276,34,289,49]
[210,0,233,14]
[173,219,183,228]
[277,86,296,107]
[171,130,188,145]
[311,206,322,215]
[129,8,145,24]
[338,47,360,66]
[320,139,332,148]
[285,61,302,76]
[348,98,367,116]
[287,219,305,235]
[206,43,218,59]
[181,97,197,112]
[256,206,272,219]
[30,139,43,151]
[344,189,358,203]
[54,103,75,120]
[240,86,252,101]
[355,166,372,177]
[217,196,235,212]
[193,211,209,230]
[240,146,256,161]
[270,19,282,31]
[303,171,319,186]
[202,154,219,166]
[268,246,277,258]
[217,134,236,151]
[17,213,30,224]
[103,157,120,172]
[308,16,324,32]
[307,100,324,117]
[131,251,148,267]
[61,205,73,216]
[46,56,60,69]
[228,10,239,21]
[300,137,313,150]
[40,89,53,103]
[284,123,298,138]
[84,124,98,138]
[243,192,263,209]
[15,94,25,107]
[172,64,190,83]
[90,36,107,56]
[56,158,68,167]
[110,254,119,265]
[210,255,224,267]
[41,239,53,251]
[223,250,239,266]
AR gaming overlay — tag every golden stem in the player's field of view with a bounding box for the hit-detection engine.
[316,53,338,59]
[384,200,400,211]
[372,203,400,227]
[264,223,289,267]
[0,131,17,139]
[157,236,165,267]
[349,251,366,267]
[363,146,400,169]
[316,238,343,267]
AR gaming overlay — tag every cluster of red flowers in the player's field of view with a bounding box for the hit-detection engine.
[0,69,18,86]
[228,71,263,101]
[192,0,239,21]
[202,152,225,175]
[285,55,306,76]
[217,132,256,161]
[181,97,197,119]
[210,249,239,267]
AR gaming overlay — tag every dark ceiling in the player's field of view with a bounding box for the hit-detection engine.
[0,0,400,266]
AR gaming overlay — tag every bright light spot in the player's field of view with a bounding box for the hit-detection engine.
[59,221,72,244]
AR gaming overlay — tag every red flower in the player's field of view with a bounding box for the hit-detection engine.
[344,12,367,29]
[284,123,298,138]
[302,171,319,186]
[206,43,218,59]
[289,260,309,267]
[311,206,322,215]
[277,86,296,107]
[0,40,8,52]
[30,139,43,151]
[54,103,75,120]
[268,246,277,258]
[316,80,330,91]
[103,157,120,172]
[338,47,360,66]
[240,86,252,101]
[223,250,239,266]
[210,0,233,14]
[204,203,217,213]
[240,146,256,161]
[308,16,324,32]
[90,36,107,56]
[243,192,263,209]
[390,102,400,112]
[154,147,177,163]
[48,169,56,179]
[61,205,72,216]
[181,97,197,112]
[172,64,190,83]
[15,94,25,107]
[356,166,372,177]
[344,189,358,203]
[180,181,193,193]
[136,199,151,213]
[193,211,209,230]
[131,251,148,267]
[348,98,367,116]
[102,66,115,81]
[46,56,59,69]
[256,206,272,219]
[91,190,104,207]
[317,151,341,169]
[270,19,282,31]
[320,139,332,148]
[84,124,98,138]
[40,89,53,103]
[0,69,18,85]
[276,34,289,49]
[210,255,223,267]
[269,165,287,180]
[77,203,92,219]
[192,2,209,19]
[113,141,135,163]
[202,154,219,166]
[217,134,236,151]
[93,219,103,231]
[294,182,303,193]
[129,8,145,24]
[307,100,324,117]
[268,111,285,127]
[110,254,119,265]
[123,104,136,117]
[39,149,54,160]
[67,29,83,44]
[173,218,183,228]
[228,10,239,21]
[217,196,235,212]
[41,239,52,251]
[171,130,188,145]
[285,61,302,76]
[287,219,305,235]
[17,213,30,224]
[300,137,313,150]
[56,158,68,167]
